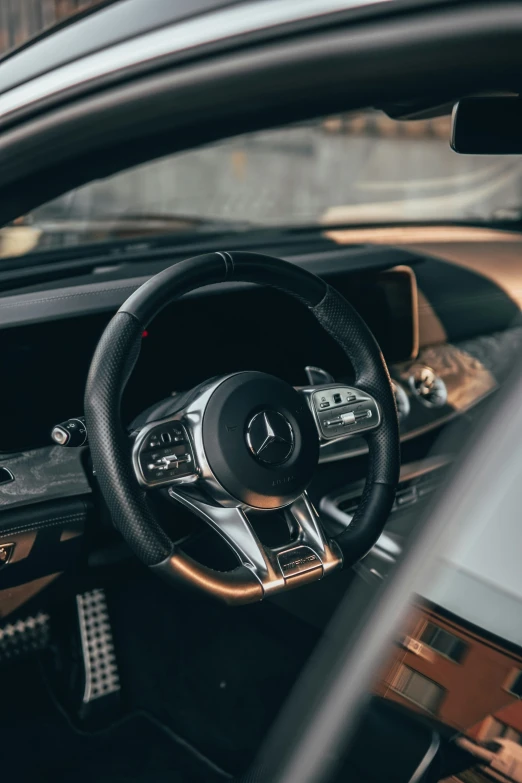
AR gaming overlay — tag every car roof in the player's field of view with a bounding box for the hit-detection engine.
[0,0,244,95]
[0,0,461,98]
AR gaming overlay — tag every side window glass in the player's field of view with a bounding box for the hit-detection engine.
[420,622,468,663]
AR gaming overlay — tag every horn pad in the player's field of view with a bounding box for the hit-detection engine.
[202,372,319,509]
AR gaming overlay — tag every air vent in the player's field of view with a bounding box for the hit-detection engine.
[409,366,447,408]
[391,381,410,421]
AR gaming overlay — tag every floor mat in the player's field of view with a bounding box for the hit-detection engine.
[107,569,319,776]
[1,661,227,783]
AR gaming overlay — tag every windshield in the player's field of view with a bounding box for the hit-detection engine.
[4,110,522,258]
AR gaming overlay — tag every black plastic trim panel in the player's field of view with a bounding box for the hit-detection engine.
[0,334,503,513]
[0,496,89,591]
[0,246,414,329]
[0,496,89,537]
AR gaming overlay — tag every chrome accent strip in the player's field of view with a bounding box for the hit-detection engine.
[0,467,14,484]
[409,733,440,783]
[168,488,342,596]
[0,0,394,123]
[450,101,460,152]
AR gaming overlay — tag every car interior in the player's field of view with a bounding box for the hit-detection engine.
[2,2,522,782]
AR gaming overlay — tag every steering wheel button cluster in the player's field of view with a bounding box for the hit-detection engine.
[306,385,381,441]
[312,387,360,412]
[135,422,196,486]
[143,425,186,454]
[149,444,188,461]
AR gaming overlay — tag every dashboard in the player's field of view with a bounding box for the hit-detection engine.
[0,229,520,617]
[0,266,417,453]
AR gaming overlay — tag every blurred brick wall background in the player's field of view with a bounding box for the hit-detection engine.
[0,0,102,53]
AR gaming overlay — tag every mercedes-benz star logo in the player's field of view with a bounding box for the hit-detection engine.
[246,410,294,466]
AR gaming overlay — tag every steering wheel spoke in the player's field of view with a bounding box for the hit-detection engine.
[168,487,342,596]
[282,493,343,579]
[300,383,381,446]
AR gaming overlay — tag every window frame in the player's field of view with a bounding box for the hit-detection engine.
[418,621,468,664]
[504,669,522,699]
[389,663,446,714]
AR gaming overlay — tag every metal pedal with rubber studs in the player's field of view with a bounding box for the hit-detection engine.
[0,612,50,663]
[76,588,120,708]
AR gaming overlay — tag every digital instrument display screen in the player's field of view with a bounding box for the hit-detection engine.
[337,267,418,365]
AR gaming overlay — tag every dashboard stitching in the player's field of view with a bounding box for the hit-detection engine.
[0,512,86,537]
[0,284,141,309]
[0,290,514,312]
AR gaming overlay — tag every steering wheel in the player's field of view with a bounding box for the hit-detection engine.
[85,252,400,604]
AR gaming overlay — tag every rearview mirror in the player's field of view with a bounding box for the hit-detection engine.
[451,97,522,154]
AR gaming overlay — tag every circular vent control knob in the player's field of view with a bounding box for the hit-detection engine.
[409,366,447,408]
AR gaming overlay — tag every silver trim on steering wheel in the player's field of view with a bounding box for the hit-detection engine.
[131,374,391,597]
[168,487,342,595]
[132,372,344,597]
[132,374,237,495]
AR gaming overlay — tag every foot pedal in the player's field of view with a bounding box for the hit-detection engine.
[0,612,50,663]
[75,588,120,720]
